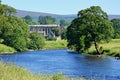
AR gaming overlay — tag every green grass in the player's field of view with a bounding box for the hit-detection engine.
[0,44,16,54]
[44,40,67,50]
[87,39,120,57]
[0,61,84,80]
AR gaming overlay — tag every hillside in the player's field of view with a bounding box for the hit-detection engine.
[16,10,120,23]
[16,10,76,23]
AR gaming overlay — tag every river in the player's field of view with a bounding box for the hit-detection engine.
[0,49,120,80]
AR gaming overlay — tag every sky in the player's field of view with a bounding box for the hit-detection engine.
[2,0,120,15]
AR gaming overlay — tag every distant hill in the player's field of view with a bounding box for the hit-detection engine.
[16,10,120,23]
[16,10,76,23]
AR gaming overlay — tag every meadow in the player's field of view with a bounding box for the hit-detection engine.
[87,39,120,57]
[44,40,67,50]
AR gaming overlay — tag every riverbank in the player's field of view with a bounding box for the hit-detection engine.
[87,39,120,57]
[0,44,16,55]
[1,39,120,57]
[0,40,67,55]
[0,61,84,80]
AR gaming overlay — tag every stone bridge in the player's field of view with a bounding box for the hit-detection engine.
[30,24,60,37]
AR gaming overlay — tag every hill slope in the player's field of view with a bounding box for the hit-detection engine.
[16,10,120,23]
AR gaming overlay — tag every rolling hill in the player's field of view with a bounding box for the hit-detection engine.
[15,10,120,23]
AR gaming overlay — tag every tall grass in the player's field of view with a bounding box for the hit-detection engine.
[0,44,16,54]
[0,61,84,80]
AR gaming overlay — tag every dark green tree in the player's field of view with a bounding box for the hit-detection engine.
[60,19,67,26]
[38,16,46,24]
[111,19,120,39]
[52,28,60,37]
[67,6,114,55]
[0,3,29,51]
[23,15,39,25]
[61,29,67,39]
[23,15,32,24]
[28,32,45,50]
[38,16,56,24]
[2,16,29,51]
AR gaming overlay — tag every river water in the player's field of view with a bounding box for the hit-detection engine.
[0,49,120,80]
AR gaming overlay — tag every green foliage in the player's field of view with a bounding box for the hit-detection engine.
[60,19,68,26]
[38,16,57,24]
[52,28,60,37]
[23,15,32,24]
[111,19,120,39]
[28,32,45,50]
[0,44,16,54]
[61,29,67,39]
[23,15,39,25]
[0,3,29,52]
[52,73,64,80]
[67,6,114,54]
[46,36,57,41]
[0,4,16,16]
[1,16,29,51]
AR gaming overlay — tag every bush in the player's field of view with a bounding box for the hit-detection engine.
[46,36,56,41]
[28,32,45,50]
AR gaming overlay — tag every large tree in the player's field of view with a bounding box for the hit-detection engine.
[111,19,120,39]
[0,2,29,51]
[67,6,114,55]
[1,16,29,51]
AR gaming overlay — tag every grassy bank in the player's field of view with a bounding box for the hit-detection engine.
[0,61,84,80]
[87,39,120,57]
[0,44,16,54]
[44,40,67,49]
[0,40,67,54]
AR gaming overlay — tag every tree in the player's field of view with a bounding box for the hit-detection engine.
[2,16,29,51]
[38,16,56,24]
[0,3,29,51]
[67,6,114,55]
[61,29,67,39]
[28,32,45,50]
[52,28,60,37]
[23,15,39,25]
[23,15,32,24]
[111,19,120,39]
[60,19,66,26]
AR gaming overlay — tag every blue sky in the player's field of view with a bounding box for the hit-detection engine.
[2,0,120,15]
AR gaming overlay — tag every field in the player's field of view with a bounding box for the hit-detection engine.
[44,40,67,49]
[87,39,120,57]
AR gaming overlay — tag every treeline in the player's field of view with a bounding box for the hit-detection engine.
[0,1,45,52]
[22,15,68,26]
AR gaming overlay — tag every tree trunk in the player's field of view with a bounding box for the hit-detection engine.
[94,39,101,55]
